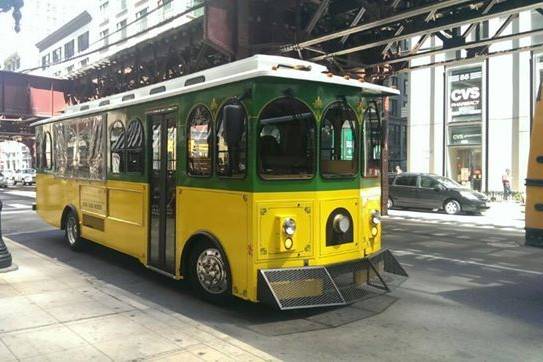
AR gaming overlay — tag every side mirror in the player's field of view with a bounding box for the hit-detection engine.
[223,104,244,146]
[434,186,443,192]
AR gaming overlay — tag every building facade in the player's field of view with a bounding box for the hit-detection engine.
[407,10,542,194]
[0,1,86,72]
[0,141,32,171]
[34,0,204,78]
[385,73,409,173]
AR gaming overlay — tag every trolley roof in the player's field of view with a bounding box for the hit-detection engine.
[31,55,399,127]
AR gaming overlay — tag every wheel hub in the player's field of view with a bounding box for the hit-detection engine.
[196,249,228,294]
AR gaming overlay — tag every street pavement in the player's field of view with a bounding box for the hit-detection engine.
[1,186,543,361]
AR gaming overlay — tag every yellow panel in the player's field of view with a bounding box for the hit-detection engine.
[108,187,145,226]
[318,197,360,257]
[80,185,107,217]
[244,188,382,302]
[257,201,314,260]
[177,187,249,298]
[527,91,543,231]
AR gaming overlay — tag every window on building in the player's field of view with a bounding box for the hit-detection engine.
[41,54,50,69]
[100,29,109,47]
[64,40,75,59]
[479,21,489,40]
[216,100,247,178]
[100,1,109,12]
[390,99,398,116]
[137,8,148,31]
[320,102,357,178]
[52,47,62,63]
[187,105,212,177]
[120,0,127,10]
[80,58,89,67]
[66,65,74,73]
[161,0,173,19]
[78,32,89,52]
[117,19,127,40]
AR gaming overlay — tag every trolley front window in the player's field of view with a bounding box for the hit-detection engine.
[258,98,316,179]
[320,102,357,178]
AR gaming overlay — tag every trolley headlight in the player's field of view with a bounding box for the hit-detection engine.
[371,210,381,225]
[283,218,296,236]
[333,214,351,234]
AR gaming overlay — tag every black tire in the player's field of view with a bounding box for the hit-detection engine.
[444,199,461,215]
[387,198,394,209]
[64,210,83,250]
[188,240,231,302]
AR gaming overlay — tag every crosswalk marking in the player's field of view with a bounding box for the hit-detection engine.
[3,190,36,198]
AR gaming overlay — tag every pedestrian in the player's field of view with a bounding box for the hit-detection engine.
[395,165,403,175]
[502,168,512,200]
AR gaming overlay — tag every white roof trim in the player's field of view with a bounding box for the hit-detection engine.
[31,55,399,127]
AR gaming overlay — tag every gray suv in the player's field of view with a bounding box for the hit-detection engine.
[388,173,489,215]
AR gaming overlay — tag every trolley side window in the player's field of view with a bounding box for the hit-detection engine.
[363,102,382,178]
[258,97,316,179]
[44,131,53,170]
[110,120,125,174]
[320,102,358,178]
[35,127,43,170]
[187,105,213,177]
[216,100,247,178]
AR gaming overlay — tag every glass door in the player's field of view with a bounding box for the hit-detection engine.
[149,111,177,274]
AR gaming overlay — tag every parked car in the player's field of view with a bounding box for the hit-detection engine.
[2,170,16,185]
[0,173,7,188]
[388,172,489,215]
[18,169,36,186]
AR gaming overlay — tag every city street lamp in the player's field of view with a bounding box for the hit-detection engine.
[0,0,24,33]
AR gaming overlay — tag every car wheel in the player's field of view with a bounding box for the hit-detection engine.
[189,241,231,302]
[444,200,461,215]
[387,198,394,209]
[65,210,83,250]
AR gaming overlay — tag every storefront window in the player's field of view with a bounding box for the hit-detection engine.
[447,66,483,191]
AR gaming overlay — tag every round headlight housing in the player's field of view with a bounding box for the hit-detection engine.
[283,218,296,236]
[333,214,351,234]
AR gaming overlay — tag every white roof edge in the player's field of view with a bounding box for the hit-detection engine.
[31,55,398,127]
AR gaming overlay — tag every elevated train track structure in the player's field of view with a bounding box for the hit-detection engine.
[47,0,543,101]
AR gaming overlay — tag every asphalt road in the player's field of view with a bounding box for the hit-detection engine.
[2,187,543,361]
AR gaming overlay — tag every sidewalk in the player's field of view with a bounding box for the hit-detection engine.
[0,238,277,362]
[386,201,525,231]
